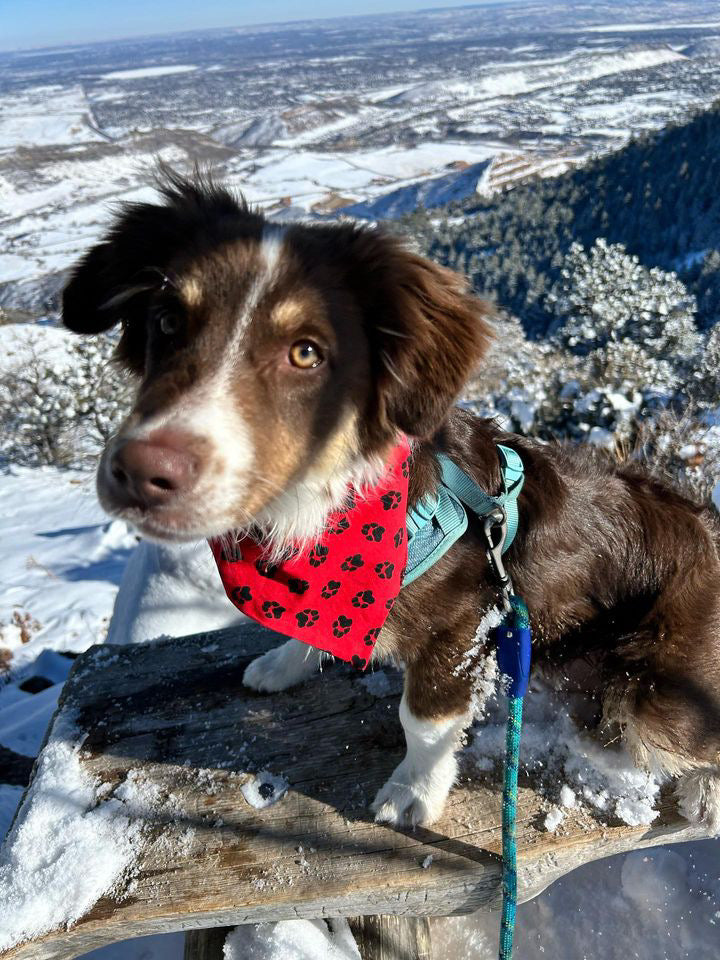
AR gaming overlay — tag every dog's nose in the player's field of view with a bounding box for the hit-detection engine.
[109,433,198,508]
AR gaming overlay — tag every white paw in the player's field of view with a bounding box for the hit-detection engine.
[676,768,720,835]
[243,639,321,693]
[371,757,456,827]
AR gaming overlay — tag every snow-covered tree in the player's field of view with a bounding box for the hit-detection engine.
[550,238,702,395]
[0,334,132,468]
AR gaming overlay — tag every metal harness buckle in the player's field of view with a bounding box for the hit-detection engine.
[483,507,514,610]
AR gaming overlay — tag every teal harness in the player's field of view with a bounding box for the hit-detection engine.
[402,444,532,960]
[403,444,525,586]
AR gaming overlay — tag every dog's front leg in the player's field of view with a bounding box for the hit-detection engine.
[243,638,323,692]
[372,669,471,827]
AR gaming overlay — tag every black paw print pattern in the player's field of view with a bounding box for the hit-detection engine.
[351,590,375,609]
[361,522,385,542]
[351,655,367,670]
[231,585,252,605]
[295,609,320,628]
[401,457,410,478]
[321,580,341,599]
[308,544,329,567]
[374,561,394,580]
[329,516,350,535]
[381,491,402,511]
[333,615,352,637]
[364,627,381,647]
[287,577,309,595]
[262,600,285,620]
[385,597,396,611]
[255,559,279,579]
[394,528,404,548]
[341,554,364,571]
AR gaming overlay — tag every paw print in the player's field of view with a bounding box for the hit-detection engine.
[308,544,329,567]
[401,457,410,478]
[287,578,309,595]
[341,554,364,572]
[364,627,381,647]
[329,516,350,535]
[255,559,279,578]
[351,655,367,670]
[262,600,285,620]
[332,615,352,637]
[394,528,404,548]
[295,609,319,628]
[231,585,252,605]
[361,522,385,542]
[381,491,402,511]
[352,590,375,609]
[321,580,342,599]
[385,597,396,611]
[374,561,394,580]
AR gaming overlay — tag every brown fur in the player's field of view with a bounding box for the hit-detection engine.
[63,172,720,822]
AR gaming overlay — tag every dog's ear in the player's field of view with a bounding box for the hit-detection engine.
[344,230,493,439]
[62,172,255,368]
[62,202,179,337]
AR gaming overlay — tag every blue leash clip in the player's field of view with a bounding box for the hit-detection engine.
[497,626,532,699]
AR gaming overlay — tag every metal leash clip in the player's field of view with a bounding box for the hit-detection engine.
[483,507,514,610]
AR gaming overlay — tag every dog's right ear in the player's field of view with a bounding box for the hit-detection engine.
[62,238,146,335]
[62,170,253,340]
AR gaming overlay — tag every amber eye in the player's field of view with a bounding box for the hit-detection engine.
[288,339,324,369]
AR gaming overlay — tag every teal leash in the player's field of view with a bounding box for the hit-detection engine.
[482,511,532,960]
[496,594,531,960]
[400,444,532,958]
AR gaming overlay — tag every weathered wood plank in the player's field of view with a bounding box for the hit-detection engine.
[183,927,232,960]
[348,915,433,960]
[0,623,710,960]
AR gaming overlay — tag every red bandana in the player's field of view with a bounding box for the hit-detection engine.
[210,439,410,669]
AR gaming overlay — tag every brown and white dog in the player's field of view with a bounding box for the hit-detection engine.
[62,173,720,832]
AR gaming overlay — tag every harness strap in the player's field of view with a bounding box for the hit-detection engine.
[403,444,525,587]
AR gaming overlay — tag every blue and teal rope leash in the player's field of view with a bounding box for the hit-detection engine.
[495,594,532,960]
[482,508,532,960]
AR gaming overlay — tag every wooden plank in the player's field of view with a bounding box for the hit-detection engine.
[348,916,433,960]
[183,927,232,960]
[0,623,710,960]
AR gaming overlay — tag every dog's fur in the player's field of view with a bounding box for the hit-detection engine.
[63,173,720,831]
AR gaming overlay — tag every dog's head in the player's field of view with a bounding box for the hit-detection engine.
[63,173,492,545]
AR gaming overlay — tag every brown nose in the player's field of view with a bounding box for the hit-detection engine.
[108,434,198,509]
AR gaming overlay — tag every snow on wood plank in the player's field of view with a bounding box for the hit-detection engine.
[0,622,710,960]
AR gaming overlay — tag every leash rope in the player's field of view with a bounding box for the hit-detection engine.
[400,445,532,958]
[496,594,531,960]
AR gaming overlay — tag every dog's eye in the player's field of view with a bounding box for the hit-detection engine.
[288,340,324,369]
[156,310,181,336]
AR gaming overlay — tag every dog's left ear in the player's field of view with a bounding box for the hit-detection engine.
[347,230,493,439]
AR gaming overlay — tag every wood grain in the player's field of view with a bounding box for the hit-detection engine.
[0,623,710,960]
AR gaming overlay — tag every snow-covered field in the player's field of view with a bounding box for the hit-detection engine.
[3,1,720,317]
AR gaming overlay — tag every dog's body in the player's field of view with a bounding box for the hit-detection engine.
[63,174,720,831]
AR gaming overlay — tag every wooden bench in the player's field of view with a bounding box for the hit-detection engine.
[0,623,710,960]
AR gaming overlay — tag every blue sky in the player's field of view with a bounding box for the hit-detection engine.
[0,1,518,52]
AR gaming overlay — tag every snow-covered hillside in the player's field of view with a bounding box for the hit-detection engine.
[3,1,720,316]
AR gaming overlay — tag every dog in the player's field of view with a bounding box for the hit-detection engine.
[62,172,720,832]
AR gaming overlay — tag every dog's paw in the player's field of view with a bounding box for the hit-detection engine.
[676,768,720,835]
[371,758,455,827]
[243,639,320,693]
